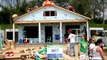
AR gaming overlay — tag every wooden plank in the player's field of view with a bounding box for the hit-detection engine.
[15,20,87,24]
[5,53,29,60]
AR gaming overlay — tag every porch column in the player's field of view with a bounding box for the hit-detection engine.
[60,22,63,42]
[12,23,15,42]
[76,29,79,42]
[86,21,89,41]
[38,23,41,43]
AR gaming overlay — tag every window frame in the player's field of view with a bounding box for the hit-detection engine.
[24,26,38,38]
[43,10,57,16]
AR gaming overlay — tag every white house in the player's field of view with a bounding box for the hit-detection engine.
[13,0,91,43]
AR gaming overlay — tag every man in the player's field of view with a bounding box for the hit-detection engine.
[68,28,76,56]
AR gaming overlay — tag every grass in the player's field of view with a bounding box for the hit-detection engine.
[89,23,107,30]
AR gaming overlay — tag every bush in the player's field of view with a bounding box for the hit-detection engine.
[92,18,103,24]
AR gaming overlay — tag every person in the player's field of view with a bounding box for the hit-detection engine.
[33,45,59,60]
[42,0,55,6]
[88,37,95,56]
[23,37,27,44]
[93,31,98,42]
[64,34,69,43]
[79,34,88,54]
[64,28,72,43]
[79,34,89,60]
[91,39,105,60]
[33,46,47,60]
[67,28,76,56]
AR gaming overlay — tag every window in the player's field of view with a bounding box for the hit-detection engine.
[24,26,38,38]
[7,32,13,40]
[43,11,57,16]
[7,32,18,42]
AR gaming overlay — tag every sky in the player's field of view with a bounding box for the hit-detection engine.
[105,9,107,20]
[0,0,32,7]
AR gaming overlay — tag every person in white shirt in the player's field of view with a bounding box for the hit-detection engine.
[89,37,95,55]
[91,39,105,60]
[68,28,76,56]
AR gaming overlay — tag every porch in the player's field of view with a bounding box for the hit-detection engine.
[12,21,89,44]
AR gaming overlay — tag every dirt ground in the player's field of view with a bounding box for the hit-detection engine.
[1,44,107,60]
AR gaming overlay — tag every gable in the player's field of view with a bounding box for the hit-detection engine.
[14,6,90,22]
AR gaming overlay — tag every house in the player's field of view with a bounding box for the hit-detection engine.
[13,0,91,43]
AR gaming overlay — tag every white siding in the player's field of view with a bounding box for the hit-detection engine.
[18,23,86,43]
[16,6,85,22]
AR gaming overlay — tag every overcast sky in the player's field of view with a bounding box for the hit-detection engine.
[105,9,107,20]
[0,0,32,7]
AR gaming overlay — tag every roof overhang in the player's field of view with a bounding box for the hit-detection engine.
[14,20,88,24]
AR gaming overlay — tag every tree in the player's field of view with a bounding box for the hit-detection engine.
[0,5,11,24]
[70,0,107,24]
[0,0,29,24]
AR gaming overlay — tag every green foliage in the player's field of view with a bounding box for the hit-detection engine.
[0,24,12,30]
[0,7,11,24]
[0,24,18,30]
[71,0,93,17]
[0,0,28,24]
[92,18,103,24]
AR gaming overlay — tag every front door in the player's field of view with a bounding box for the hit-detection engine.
[45,26,52,42]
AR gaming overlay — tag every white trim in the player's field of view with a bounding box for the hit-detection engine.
[90,28,104,30]
[6,29,18,32]
[60,22,62,42]
[86,21,89,41]
[12,23,15,42]
[38,23,41,43]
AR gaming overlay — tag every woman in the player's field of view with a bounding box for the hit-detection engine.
[79,34,88,54]
[91,39,105,60]
[79,34,89,60]
[88,37,95,55]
